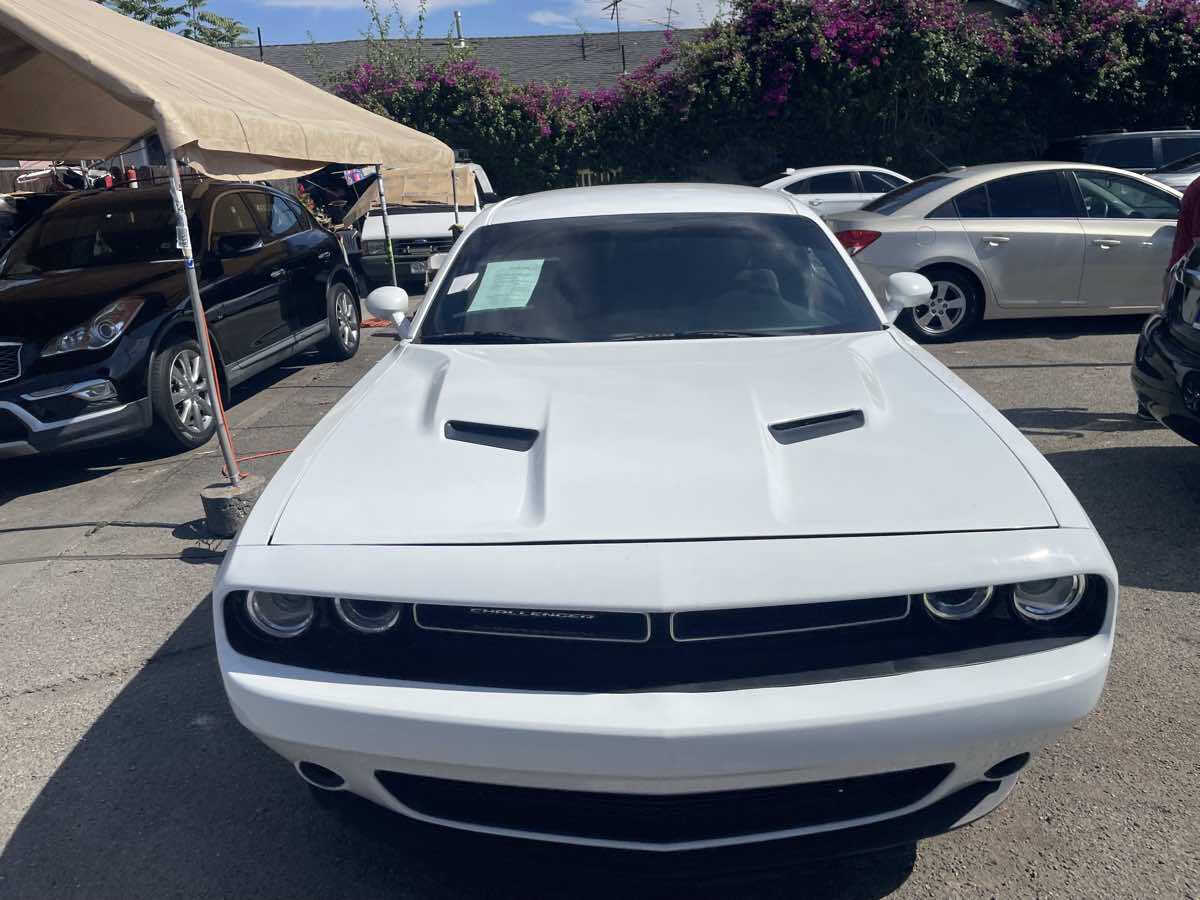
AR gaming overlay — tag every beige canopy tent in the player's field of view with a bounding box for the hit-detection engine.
[0,0,457,485]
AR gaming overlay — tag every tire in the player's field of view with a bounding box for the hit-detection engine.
[148,337,218,452]
[322,279,361,361]
[898,267,983,343]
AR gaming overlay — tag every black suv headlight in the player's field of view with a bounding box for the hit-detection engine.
[42,297,144,357]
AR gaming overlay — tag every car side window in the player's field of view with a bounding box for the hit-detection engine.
[926,200,959,219]
[1162,136,1200,168]
[861,172,903,192]
[984,172,1074,218]
[1093,137,1155,170]
[806,172,857,193]
[954,186,990,218]
[783,179,811,195]
[209,193,261,244]
[245,192,305,240]
[1075,172,1180,220]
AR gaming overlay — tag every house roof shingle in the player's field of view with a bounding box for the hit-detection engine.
[225,29,700,92]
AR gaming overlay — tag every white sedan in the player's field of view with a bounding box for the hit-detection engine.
[761,164,910,214]
[214,184,1116,856]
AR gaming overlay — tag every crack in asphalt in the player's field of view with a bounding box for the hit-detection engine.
[0,640,214,702]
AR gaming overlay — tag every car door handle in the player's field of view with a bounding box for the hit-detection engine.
[318,251,332,260]
[982,235,1010,246]
[808,199,823,206]
[270,268,287,279]
[1092,239,1121,249]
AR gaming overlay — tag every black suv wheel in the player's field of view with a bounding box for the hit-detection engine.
[324,281,361,361]
[149,336,218,451]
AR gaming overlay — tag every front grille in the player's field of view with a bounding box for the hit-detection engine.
[375,764,954,844]
[0,410,26,442]
[0,343,20,383]
[392,238,454,257]
[223,578,1108,693]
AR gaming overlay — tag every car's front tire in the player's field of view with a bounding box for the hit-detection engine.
[323,280,361,361]
[149,337,218,452]
[899,267,982,343]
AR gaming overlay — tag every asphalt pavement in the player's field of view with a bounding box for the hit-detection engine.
[0,315,1197,899]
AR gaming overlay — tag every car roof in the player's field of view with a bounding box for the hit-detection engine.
[876,161,1183,217]
[761,165,904,189]
[486,183,813,225]
[1058,129,1198,142]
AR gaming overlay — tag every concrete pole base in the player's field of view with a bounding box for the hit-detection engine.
[201,474,265,538]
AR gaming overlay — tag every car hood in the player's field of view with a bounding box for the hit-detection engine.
[270,331,1057,545]
[362,208,483,241]
[0,262,183,340]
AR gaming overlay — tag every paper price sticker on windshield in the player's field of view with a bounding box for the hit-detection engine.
[468,259,544,311]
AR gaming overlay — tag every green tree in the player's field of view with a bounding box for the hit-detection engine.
[180,1,250,47]
[97,0,249,48]
[97,0,187,30]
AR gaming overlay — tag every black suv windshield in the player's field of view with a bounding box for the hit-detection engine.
[0,197,182,276]
[419,213,881,344]
[861,175,955,215]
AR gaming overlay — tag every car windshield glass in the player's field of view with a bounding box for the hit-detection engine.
[418,213,881,344]
[1156,150,1200,173]
[0,198,182,276]
[861,175,955,215]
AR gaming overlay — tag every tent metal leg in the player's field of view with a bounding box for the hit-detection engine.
[376,164,397,287]
[166,155,240,486]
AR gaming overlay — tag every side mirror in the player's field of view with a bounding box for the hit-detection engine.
[366,286,412,334]
[883,272,932,324]
[429,252,448,273]
[215,233,264,258]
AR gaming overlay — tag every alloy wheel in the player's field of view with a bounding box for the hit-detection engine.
[913,280,967,336]
[334,287,359,351]
[169,348,214,435]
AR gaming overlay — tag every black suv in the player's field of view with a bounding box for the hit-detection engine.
[1132,243,1200,446]
[0,182,361,458]
[1045,130,1200,174]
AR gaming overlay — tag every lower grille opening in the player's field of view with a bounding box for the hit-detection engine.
[0,410,27,442]
[375,764,954,844]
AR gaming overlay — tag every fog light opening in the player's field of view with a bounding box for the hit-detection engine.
[297,761,345,790]
[985,753,1030,780]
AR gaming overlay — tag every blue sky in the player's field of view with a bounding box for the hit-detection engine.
[205,0,720,45]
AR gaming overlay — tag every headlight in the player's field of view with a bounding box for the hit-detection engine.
[42,297,144,357]
[921,585,994,621]
[1011,576,1085,622]
[363,240,384,256]
[246,591,317,638]
[334,597,402,634]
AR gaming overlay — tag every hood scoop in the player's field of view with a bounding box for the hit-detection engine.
[770,409,864,445]
[445,419,540,452]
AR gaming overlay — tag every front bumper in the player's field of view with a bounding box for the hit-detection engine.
[0,377,151,458]
[360,253,431,287]
[1131,315,1200,445]
[215,529,1117,852]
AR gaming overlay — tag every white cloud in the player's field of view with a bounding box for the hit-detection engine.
[528,9,575,28]
[525,0,723,31]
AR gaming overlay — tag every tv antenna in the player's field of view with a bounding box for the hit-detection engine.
[602,0,627,73]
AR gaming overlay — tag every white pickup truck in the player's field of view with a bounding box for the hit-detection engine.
[358,163,496,287]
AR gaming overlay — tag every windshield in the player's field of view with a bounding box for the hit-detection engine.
[862,175,955,215]
[0,199,182,276]
[1156,151,1200,174]
[418,213,881,344]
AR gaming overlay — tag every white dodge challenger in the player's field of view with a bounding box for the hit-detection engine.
[214,184,1117,856]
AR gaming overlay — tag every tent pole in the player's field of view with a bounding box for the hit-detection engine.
[376,164,397,287]
[166,154,240,485]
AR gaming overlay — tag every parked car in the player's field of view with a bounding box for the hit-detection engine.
[359,163,497,288]
[215,184,1116,856]
[1148,150,1200,192]
[0,182,361,458]
[1131,244,1200,445]
[825,162,1181,341]
[760,165,910,214]
[1045,129,1200,174]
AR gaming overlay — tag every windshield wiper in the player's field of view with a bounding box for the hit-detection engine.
[609,329,779,341]
[420,331,568,344]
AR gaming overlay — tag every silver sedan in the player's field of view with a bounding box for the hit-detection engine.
[825,162,1181,341]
